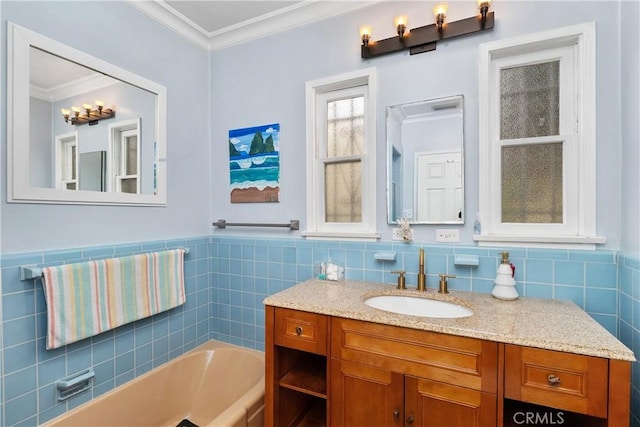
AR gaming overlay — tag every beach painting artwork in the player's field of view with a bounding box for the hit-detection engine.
[229,123,280,203]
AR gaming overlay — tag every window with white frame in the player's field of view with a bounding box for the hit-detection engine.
[54,132,79,190]
[108,118,141,194]
[477,22,604,248]
[304,68,379,240]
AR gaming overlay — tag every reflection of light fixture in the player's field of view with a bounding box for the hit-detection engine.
[433,4,447,32]
[393,15,408,42]
[360,2,494,59]
[61,100,115,126]
[360,26,372,46]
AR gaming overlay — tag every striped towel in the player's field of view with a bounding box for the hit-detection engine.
[42,249,186,350]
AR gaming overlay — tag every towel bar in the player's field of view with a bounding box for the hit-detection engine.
[213,219,299,230]
[19,247,190,280]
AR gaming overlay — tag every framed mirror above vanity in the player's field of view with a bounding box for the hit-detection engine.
[386,95,464,224]
[7,22,167,205]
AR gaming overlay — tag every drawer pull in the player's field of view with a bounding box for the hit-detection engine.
[547,374,561,386]
[393,409,400,422]
[295,326,303,336]
[406,414,415,424]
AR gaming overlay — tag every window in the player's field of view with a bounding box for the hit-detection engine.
[304,68,379,240]
[108,119,141,194]
[54,132,78,190]
[477,22,604,248]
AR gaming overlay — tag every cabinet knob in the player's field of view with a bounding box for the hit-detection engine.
[295,326,303,336]
[406,414,415,424]
[393,409,400,422]
[547,374,561,385]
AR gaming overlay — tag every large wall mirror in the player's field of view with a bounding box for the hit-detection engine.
[386,95,464,224]
[7,22,167,205]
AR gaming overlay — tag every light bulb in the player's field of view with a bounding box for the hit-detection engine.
[393,15,408,40]
[433,3,447,32]
[359,26,372,46]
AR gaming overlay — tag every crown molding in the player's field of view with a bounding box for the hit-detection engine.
[125,0,212,50]
[126,0,376,52]
[30,75,118,102]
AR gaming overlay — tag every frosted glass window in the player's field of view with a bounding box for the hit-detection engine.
[501,143,563,223]
[325,161,362,223]
[125,135,138,175]
[500,61,559,139]
[327,96,364,157]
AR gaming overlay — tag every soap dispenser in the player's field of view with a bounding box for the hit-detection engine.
[491,251,519,300]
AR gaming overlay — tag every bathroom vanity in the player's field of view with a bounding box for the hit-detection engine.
[264,279,634,426]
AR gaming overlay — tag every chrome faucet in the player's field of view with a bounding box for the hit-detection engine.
[417,248,426,291]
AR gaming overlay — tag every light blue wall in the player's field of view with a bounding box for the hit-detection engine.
[0,0,639,426]
[210,1,625,249]
[0,1,212,254]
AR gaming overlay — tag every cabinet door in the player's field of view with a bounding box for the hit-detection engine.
[405,376,497,427]
[331,359,404,426]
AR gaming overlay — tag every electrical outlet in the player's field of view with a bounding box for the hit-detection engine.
[436,229,460,243]
[392,228,405,241]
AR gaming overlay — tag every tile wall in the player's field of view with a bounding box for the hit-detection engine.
[0,237,211,426]
[619,252,640,426]
[0,235,633,426]
[209,236,620,349]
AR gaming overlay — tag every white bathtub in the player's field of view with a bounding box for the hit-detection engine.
[43,340,265,427]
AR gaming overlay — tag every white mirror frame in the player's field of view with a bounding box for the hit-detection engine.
[7,22,167,206]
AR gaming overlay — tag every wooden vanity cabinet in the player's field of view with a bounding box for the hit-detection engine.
[266,306,632,427]
[330,317,498,427]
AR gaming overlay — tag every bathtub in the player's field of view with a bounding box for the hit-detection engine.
[43,340,265,427]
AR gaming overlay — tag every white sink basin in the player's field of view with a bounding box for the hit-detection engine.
[364,295,473,318]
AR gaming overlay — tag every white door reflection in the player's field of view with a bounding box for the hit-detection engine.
[415,151,462,222]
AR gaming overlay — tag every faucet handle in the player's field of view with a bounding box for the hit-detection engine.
[391,270,406,290]
[438,274,456,294]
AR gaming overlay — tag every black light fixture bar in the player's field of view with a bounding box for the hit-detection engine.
[362,12,494,59]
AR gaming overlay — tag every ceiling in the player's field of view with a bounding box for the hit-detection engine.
[126,0,374,51]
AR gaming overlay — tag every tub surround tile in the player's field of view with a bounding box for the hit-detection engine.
[264,279,635,361]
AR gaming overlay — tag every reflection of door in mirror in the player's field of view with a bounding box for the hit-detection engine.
[386,95,464,224]
[415,151,462,222]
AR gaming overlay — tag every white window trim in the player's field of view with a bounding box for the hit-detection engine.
[476,22,605,249]
[303,67,379,241]
[107,118,141,194]
[54,131,79,191]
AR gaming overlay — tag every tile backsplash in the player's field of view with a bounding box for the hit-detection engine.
[0,235,635,426]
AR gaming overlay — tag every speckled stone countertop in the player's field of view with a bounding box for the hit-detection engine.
[263,279,635,362]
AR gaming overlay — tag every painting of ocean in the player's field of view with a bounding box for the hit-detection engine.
[229,123,280,203]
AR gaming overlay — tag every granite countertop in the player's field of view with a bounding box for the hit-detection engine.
[263,279,635,362]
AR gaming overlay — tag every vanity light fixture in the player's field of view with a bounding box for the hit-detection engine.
[360,0,494,59]
[61,100,115,126]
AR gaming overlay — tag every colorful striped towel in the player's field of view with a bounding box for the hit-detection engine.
[42,249,186,350]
